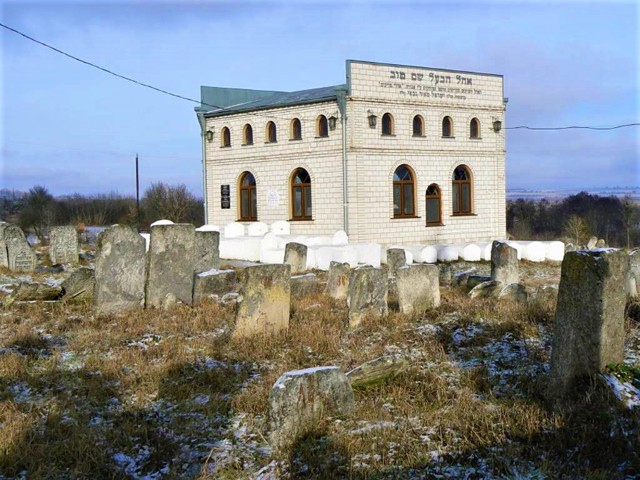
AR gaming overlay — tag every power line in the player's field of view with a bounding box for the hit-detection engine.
[2,21,639,132]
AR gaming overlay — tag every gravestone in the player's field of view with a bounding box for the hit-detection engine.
[61,267,95,301]
[146,223,195,308]
[549,249,628,399]
[284,242,307,274]
[325,261,351,300]
[49,226,79,265]
[586,236,598,249]
[192,269,237,304]
[628,250,640,298]
[291,273,321,297]
[94,225,146,316]
[6,282,62,303]
[491,241,518,286]
[438,263,452,286]
[396,264,440,315]
[347,266,388,328]
[468,280,502,299]
[0,241,8,268]
[194,230,220,273]
[234,264,291,338]
[0,223,26,243]
[467,274,491,290]
[498,283,528,303]
[269,366,354,451]
[386,248,406,278]
[7,240,36,272]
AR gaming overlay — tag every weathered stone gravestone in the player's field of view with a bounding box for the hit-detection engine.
[491,241,518,286]
[347,266,388,328]
[49,226,79,265]
[586,236,598,249]
[346,355,409,389]
[438,263,452,286]
[0,223,26,243]
[396,264,440,315]
[6,282,62,304]
[284,242,307,274]
[467,274,491,290]
[386,248,406,278]
[291,273,321,297]
[94,225,146,316]
[269,366,354,451]
[0,241,8,268]
[61,267,95,301]
[549,249,628,399]
[7,240,36,272]
[192,269,237,304]
[146,224,195,308]
[498,283,528,303]
[194,230,220,273]
[234,264,291,338]
[628,250,640,298]
[325,261,351,300]
[468,280,502,299]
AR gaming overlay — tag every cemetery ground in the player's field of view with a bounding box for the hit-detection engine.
[1,261,639,479]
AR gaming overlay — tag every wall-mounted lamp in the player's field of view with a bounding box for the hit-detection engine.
[328,115,338,131]
[205,129,214,142]
[492,120,502,132]
[367,110,377,128]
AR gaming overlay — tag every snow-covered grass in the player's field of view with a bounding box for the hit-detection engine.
[0,261,639,479]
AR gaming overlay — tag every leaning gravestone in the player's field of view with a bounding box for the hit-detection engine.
[396,264,440,315]
[234,264,291,338]
[94,225,146,316]
[146,223,195,308]
[49,226,79,265]
[61,267,95,301]
[192,269,237,304]
[549,249,628,399]
[347,266,388,328]
[269,366,354,451]
[386,248,406,278]
[325,261,351,300]
[491,241,518,286]
[0,241,8,268]
[284,242,307,274]
[586,236,598,249]
[194,230,220,273]
[7,240,36,272]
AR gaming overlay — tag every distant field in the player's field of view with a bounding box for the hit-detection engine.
[507,188,640,201]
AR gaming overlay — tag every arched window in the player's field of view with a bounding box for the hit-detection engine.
[470,118,480,139]
[239,172,257,221]
[266,121,277,143]
[442,116,453,137]
[290,118,302,140]
[221,127,231,147]
[316,115,328,137]
[243,124,253,145]
[393,165,415,218]
[291,168,312,220]
[452,165,472,215]
[412,115,424,137]
[425,184,442,226]
[382,113,394,136]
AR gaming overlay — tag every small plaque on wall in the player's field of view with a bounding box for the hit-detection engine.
[221,184,230,209]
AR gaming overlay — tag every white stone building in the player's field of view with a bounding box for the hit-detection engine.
[195,60,507,245]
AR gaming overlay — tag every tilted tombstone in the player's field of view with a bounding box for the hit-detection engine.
[396,264,440,315]
[325,261,351,300]
[94,225,146,316]
[194,230,220,273]
[192,269,237,304]
[386,248,406,278]
[347,266,388,328]
[549,249,628,399]
[284,242,307,274]
[490,241,518,286]
[7,240,36,272]
[61,267,95,301]
[146,224,196,308]
[0,240,8,268]
[234,264,291,338]
[49,226,79,265]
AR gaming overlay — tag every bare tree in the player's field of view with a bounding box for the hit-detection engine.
[142,182,202,225]
[563,215,589,245]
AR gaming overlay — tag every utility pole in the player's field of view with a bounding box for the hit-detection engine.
[136,154,141,232]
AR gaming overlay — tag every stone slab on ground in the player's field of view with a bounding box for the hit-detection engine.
[346,355,410,388]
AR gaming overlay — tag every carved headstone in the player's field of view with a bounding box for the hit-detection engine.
[61,267,95,301]
[0,223,26,243]
[94,225,146,316]
[192,269,237,304]
[386,248,406,278]
[7,240,36,272]
[490,241,518,286]
[146,224,195,308]
[549,249,628,399]
[284,242,307,274]
[347,266,388,328]
[49,226,79,265]
[325,261,351,300]
[234,264,291,338]
[396,264,440,315]
[194,230,220,273]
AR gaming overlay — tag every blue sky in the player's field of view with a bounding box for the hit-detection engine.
[1,0,638,197]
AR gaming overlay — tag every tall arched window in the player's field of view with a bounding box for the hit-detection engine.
[452,165,472,215]
[393,165,415,218]
[239,172,257,221]
[266,121,277,143]
[470,118,480,139]
[243,124,253,145]
[316,115,328,137]
[425,184,442,226]
[442,116,453,137]
[382,113,394,136]
[412,115,424,137]
[291,168,312,220]
[221,127,231,147]
[290,118,302,140]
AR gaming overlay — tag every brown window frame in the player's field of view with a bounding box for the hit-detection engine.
[239,171,258,221]
[425,184,442,226]
[393,165,416,218]
[316,115,328,137]
[452,165,473,216]
[470,118,480,139]
[266,121,277,143]
[442,116,453,138]
[412,115,424,137]
[290,118,302,140]
[243,124,253,145]
[382,113,394,136]
[291,168,312,221]
[221,126,231,147]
